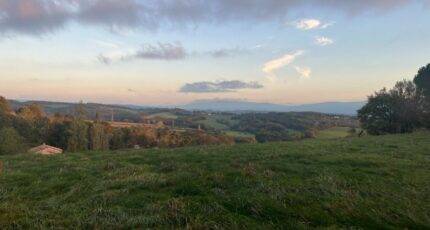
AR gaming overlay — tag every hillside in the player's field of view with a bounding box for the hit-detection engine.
[180,99,366,115]
[1,132,430,229]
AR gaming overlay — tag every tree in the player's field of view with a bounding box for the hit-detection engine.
[0,127,26,155]
[48,121,69,149]
[17,102,45,121]
[413,64,430,128]
[15,103,49,144]
[66,119,89,152]
[0,109,11,129]
[0,96,12,113]
[414,63,430,97]
[358,80,424,135]
[89,121,111,151]
[64,102,91,152]
[110,128,129,150]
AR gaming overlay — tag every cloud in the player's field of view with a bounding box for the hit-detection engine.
[99,42,186,63]
[294,66,312,79]
[179,80,263,93]
[0,0,422,36]
[315,36,335,46]
[292,19,334,30]
[209,48,243,58]
[262,50,304,73]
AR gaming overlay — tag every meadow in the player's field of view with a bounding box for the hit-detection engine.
[0,132,429,229]
[315,127,355,140]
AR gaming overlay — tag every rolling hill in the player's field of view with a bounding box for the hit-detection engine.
[180,99,366,115]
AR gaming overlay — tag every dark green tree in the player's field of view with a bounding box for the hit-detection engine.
[89,121,111,151]
[65,101,91,152]
[413,64,430,128]
[414,63,430,97]
[48,121,69,149]
[0,127,27,155]
[358,80,424,135]
[66,119,89,152]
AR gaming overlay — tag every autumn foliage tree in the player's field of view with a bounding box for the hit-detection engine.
[0,96,12,114]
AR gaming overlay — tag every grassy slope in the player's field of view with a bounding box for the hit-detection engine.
[1,133,430,229]
[315,127,353,140]
[196,114,255,138]
[196,114,235,130]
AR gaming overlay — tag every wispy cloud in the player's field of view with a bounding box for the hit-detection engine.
[262,51,304,73]
[294,66,312,79]
[292,19,334,30]
[179,80,263,93]
[315,36,335,46]
[209,47,243,58]
[98,42,186,64]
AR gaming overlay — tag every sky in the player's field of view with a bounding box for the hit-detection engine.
[0,0,429,106]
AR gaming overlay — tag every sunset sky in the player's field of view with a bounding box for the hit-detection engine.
[0,0,429,106]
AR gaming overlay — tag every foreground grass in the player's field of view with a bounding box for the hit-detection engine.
[1,133,430,229]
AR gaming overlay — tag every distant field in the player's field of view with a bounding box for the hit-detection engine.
[196,114,255,138]
[1,132,430,229]
[196,114,237,130]
[146,112,178,120]
[315,126,355,139]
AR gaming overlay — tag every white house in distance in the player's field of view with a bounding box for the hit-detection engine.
[28,144,63,155]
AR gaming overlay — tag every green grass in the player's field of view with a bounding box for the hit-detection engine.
[146,112,178,120]
[197,114,255,138]
[315,127,355,140]
[196,114,237,130]
[1,132,430,229]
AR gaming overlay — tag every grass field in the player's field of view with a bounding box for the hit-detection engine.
[315,127,354,140]
[1,132,430,229]
[146,112,178,120]
[196,114,255,138]
[196,114,237,130]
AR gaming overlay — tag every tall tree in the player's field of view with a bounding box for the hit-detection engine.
[0,96,12,113]
[89,121,111,151]
[66,119,89,152]
[414,63,430,97]
[413,63,430,128]
[65,101,90,152]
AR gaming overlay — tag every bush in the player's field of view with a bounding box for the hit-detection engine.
[0,127,27,155]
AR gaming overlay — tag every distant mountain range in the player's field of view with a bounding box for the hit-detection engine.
[179,99,365,115]
[8,99,366,116]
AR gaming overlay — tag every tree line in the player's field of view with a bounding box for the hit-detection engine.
[0,100,239,155]
[358,64,430,135]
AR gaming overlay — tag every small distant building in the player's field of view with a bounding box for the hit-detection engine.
[28,144,63,155]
